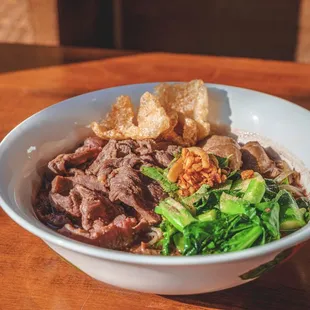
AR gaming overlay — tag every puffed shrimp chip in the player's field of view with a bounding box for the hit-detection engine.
[91,95,134,139]
[162,117,198,146]
[135,92,170,138]
[155,79,210,141]
[91,93,170,140]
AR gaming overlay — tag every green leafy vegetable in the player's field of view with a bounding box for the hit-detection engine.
[230,173,266,203]
[220,193,250,215]
[296,197,310,223]
[217,180,233,190]
[194,191,220,214]
[281,177,289,185]
[226,217,255,235]
[296,197,310,209]
[197,209,218,222]
[227,170,241,181]
[242,173,266,203]
[213,154,231,168]
[276,190,306,231]
[141,166,178,193]
[194,186,241,215]
[183,221,219,255]
[258,201,280,240]
[145,154,308,256]
[155,198,196,232]
[173,232,185,253]
[264,179,280,200]
[181,184,210,210]
[221,226,263,252]
[159,220,177,255]
[231,178,251,192]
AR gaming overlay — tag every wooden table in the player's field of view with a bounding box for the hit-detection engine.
[1,53,310,310]
[0,43,137,73]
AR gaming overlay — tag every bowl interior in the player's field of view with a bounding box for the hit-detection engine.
[1,82,310,263]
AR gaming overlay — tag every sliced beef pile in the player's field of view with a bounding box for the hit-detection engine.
[35,189,72,228]
[109,166,162,224]
[88,139,180,178]
[34,137,178,251]
[59,215,140,249]
[48,137,106,175]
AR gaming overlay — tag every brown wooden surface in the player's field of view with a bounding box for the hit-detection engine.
[0,43,137,73]
[0,0,35,44]
[28,0,59,45]
[296,0,310,63]
[0,0,59,46]
[1,53,310,310]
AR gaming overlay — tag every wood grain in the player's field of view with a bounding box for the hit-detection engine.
[1,53,310,310]
[0,43,137,73]
[28,0,59,45]
[0,0,34,44]
[0,0,59,46]
[296,0,310,63]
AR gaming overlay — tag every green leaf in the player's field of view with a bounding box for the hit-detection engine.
[258,201,280,240]
[264,179,280,200]
[295,197,310,223]
[296,197,310,209]
[193,190,220,215]
[197,209,218,222]
[183,221,220,256]
[194,188,241,215]
[220,192,250,215]
[216,180,233,190]
[141,166,178,193]
[243,173,266,203]
[159,220,177,255]
[155,197,196,232]
[224,214,254,235]
[213,154,231,168]
[276,190,306,231]
[231,173,266,204]
[221,226,263,252]
[227,170,241,181]
[281,177,289,185]
[181,184,210,209]
[256,226,266,246]
[173,232,184,253]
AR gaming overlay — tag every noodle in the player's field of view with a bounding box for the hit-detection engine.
[147,227,163,246]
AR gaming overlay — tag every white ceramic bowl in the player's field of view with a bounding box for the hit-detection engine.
[1,83,310,295]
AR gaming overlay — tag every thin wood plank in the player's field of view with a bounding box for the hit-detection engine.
[0,43,137,73]
[28,0,59,45]
[296,0,310,63]
[0,0,34,44]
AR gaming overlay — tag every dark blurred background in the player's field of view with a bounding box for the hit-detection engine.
[0,0,309,72]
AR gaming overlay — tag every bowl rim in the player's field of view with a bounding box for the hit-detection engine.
[1,82,310,266]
